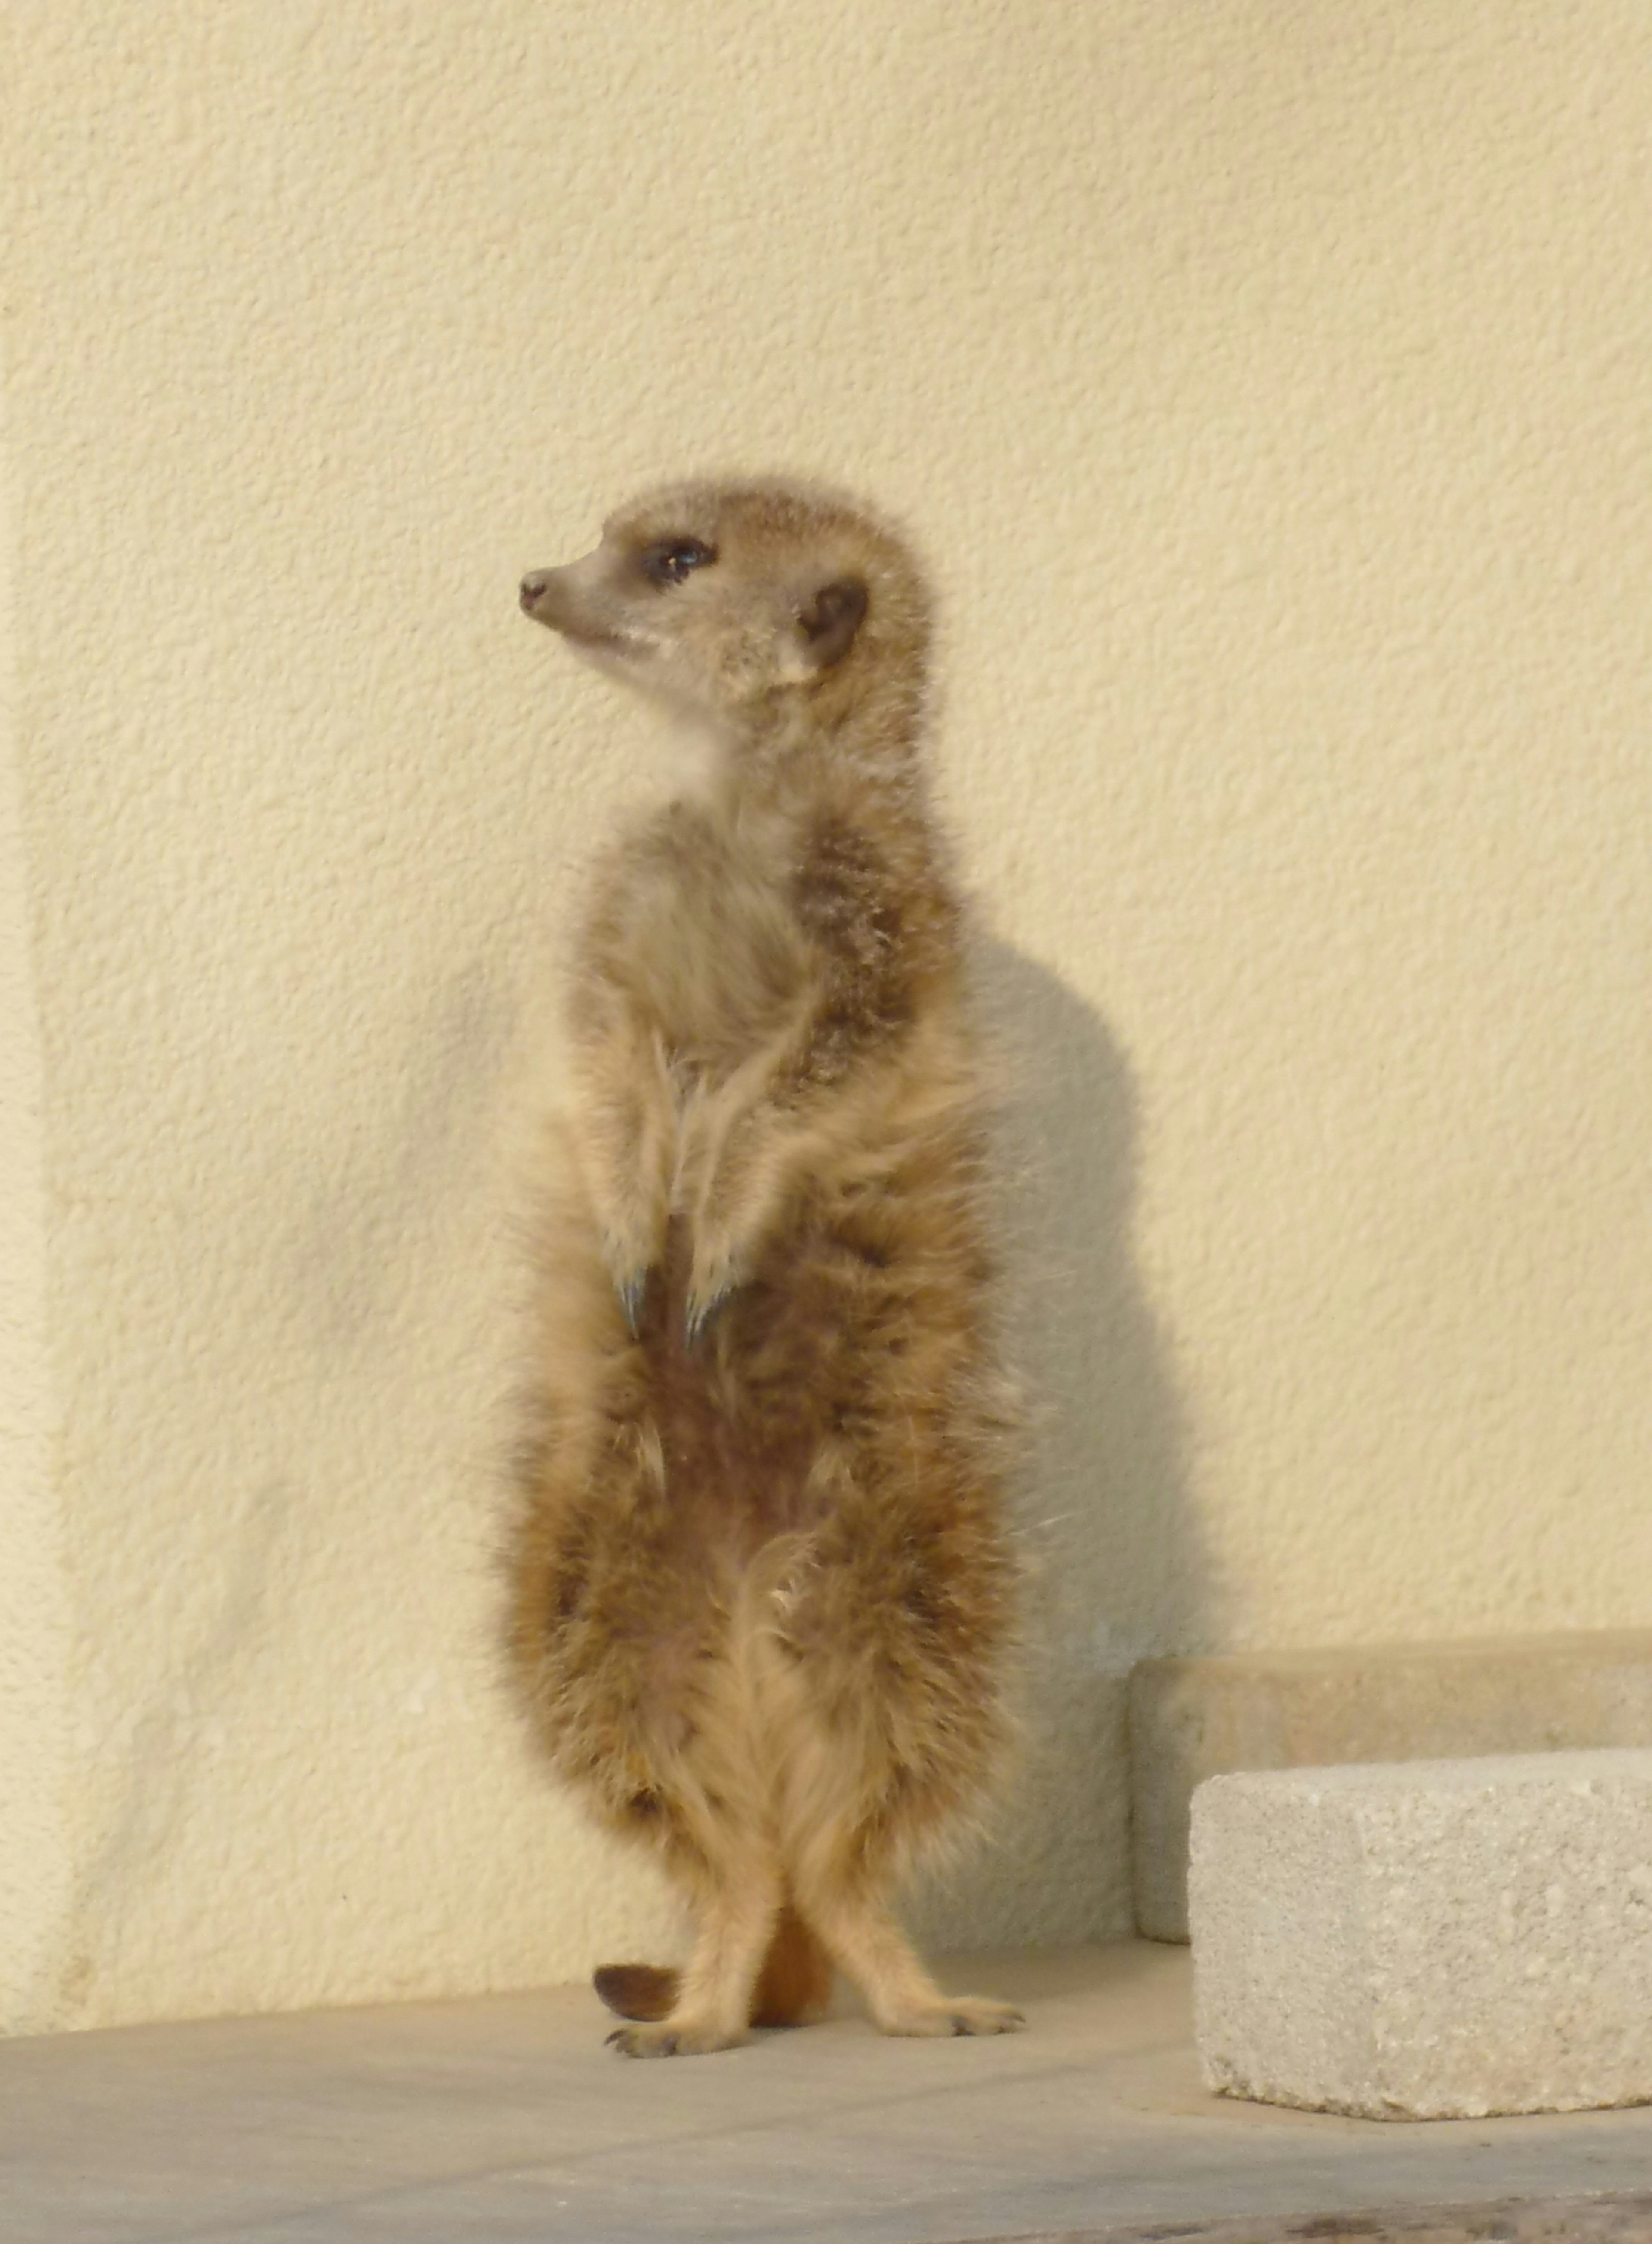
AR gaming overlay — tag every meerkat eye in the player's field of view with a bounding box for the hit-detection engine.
[640,538,715,586]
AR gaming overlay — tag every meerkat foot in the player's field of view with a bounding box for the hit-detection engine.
[606,2016,746,2059]
[877,1995,1025,2039]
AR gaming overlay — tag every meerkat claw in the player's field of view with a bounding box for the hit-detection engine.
[616,1270,647,1338]
[683,1284,732,1350]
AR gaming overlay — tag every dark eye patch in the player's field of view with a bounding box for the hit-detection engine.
[639,537,716,586]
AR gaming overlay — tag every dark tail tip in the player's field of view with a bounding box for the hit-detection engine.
[593,1962,680,2023]
[750,1905,835,2028]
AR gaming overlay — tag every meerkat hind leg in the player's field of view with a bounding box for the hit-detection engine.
[798,1873,1023,2040]
[607,1842,782,2059]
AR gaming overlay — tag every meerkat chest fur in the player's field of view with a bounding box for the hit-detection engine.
[589,794,815,1078]
[585,768,946,1100]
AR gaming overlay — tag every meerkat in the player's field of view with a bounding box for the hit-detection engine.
[509,476,1021,2058]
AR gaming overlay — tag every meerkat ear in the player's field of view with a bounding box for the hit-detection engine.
[792,576,869,673]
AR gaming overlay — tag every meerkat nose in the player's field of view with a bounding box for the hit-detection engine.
[519,571,551,611]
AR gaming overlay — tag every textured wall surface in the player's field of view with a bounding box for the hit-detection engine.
[0,350,74,2031]
[3,0,1650,2033]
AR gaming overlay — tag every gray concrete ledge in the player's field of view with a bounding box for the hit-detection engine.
[3,1944,1652,2242]
[1130,1630,1652,1940]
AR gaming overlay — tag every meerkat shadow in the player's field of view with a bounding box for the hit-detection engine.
[906,937,1209,1958]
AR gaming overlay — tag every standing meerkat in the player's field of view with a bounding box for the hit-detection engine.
[509,476,1021,2057]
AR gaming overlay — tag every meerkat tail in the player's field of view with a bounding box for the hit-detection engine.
[593,1905,833,2029]
[592,1962,678,2022]
[749,1904,834,2028]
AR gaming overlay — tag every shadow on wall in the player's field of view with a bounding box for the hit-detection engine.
[909,940,1210,1952]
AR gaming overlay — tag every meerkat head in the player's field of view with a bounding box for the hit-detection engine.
[518,478,928,733]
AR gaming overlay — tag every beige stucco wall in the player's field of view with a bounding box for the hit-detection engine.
[0,338,75,2033]
[3,0,1649,2034]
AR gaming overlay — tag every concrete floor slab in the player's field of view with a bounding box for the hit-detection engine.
[1,1944,1649,2243]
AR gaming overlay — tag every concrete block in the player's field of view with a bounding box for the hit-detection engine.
[1190,1748,1652,2120]
[1130,1630,1652,1940]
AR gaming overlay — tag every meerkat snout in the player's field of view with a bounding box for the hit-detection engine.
[519,570,551,612]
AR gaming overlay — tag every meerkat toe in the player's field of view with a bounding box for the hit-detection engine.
[606,2023,675,2057]
[951,1997,1025,2035]
[607,2019,743,2059]
[881,1996,1025,2039]
[593,1962,678,2022]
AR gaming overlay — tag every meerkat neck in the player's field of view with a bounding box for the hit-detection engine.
[722,666,929,816]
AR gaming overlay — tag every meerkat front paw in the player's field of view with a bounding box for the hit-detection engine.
[598,1217,663,1338]
[610,1259,649,1338]
[683,1267,738,1349]
[683,1230,749,1347]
